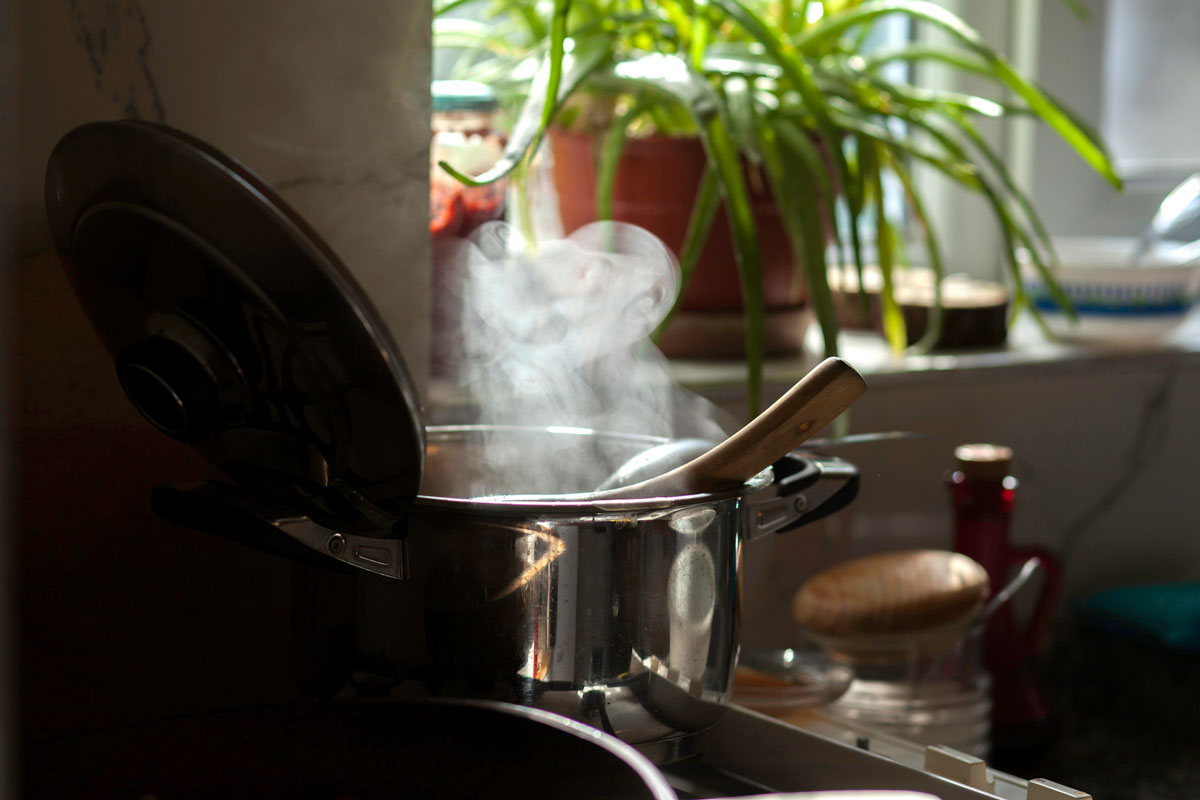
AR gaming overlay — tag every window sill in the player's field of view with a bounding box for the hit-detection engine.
[668,308,1200,397]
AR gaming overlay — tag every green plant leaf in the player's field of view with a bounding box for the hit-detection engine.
[708,0,835,129]
[834,66,1018,118]
[704,1,867,336]
[825,97,1065,335]
[773,115,839,252]
[901,110,1073,328]
[444,0,1116,404]
[861,137,906,352]
[723,76,763,164]
[884,150,944,353]
[926,119,1072,322]
[656,0,696,46]
[653,167,722,341]
[707,115,764,416]
[595,96,648,219]
[798,1,1121,188]
[795,0,812,31]
[701,43,783,80]
[432,16,529,57]
[516,4,549,42]
[863,45,1114,164]
[434,0,479,17]
[761,114,840,360]
[597,52,765,415]
[542,0,574,132]
[942,108,1055,266]
[437,33,612,186]
[820,99,977,182]
[863,43,993,76]
[690,0,712,69]
[570,13,686,42]
[841,67,1063,302]
[1056,0,1091,22]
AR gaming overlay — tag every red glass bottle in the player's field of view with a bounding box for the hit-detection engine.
[948,444,1062,753]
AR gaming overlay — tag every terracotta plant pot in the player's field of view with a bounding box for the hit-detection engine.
[550,128,809,358]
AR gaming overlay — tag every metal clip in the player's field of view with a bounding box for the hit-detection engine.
[280,518,408,580]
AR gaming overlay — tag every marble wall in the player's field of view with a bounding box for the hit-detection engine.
[732,349,1200,651]
[11,0,432,742]
[18,0,432,386]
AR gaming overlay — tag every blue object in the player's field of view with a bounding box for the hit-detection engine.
[1079,582,1200,652]
[1027,278,1194,315]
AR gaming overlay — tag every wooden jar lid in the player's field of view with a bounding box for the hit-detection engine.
[793,549,989,638]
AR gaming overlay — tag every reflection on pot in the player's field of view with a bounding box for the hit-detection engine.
[492,523,568,602]
[390,487,744,750]
[668,542,717,685]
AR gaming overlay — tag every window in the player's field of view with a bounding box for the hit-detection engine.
[1102,0,1200,180]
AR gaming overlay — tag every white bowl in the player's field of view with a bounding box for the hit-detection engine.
[1019,236,1200,344]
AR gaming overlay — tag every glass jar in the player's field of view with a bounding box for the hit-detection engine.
[430,80,507,378]
[430,80,507,241]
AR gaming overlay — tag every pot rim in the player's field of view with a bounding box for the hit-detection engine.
[416,423,770,513]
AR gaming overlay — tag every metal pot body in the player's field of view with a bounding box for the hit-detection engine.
[150,424,857,756]
[342,425,856,753]
[355,484,744,749]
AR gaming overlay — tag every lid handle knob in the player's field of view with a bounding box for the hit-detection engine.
[117,335,221,440]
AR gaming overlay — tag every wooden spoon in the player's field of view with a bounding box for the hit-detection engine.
[595,357,866,499]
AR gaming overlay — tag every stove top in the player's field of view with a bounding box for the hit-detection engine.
[657,705,1091,799]
[24,699,1091,799]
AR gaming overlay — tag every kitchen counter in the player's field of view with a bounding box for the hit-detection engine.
[767,613,1200,799]
[669,308,1200,394]
[1000,616,1200,800]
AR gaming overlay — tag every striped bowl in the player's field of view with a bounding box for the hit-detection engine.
[1020,237,1200,343]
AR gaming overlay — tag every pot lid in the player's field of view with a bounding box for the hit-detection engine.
[44,120,425,533]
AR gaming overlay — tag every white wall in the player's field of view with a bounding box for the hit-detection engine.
[728,347,1200,651]
[912,0,1015,282]
[8,0,432,766]
[16,0,432,386]
[1102,0,1200,179]
[917,0,1198,274]
[1018,0,1200,239]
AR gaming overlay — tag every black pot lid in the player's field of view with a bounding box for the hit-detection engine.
[45,120,425,533]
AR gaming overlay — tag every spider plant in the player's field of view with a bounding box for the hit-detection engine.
[434,0,1121,415]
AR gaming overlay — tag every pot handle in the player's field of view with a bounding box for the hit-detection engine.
[151,481,409,580]
[745,452,859,540]
[1005,545,1062,660]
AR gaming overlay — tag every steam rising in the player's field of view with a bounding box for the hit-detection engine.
[437,221,731,496]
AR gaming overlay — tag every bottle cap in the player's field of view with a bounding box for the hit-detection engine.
[954,443,1013,480]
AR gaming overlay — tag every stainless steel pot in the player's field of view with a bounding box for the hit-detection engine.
[152,424,858,757]
[45,120,861,759]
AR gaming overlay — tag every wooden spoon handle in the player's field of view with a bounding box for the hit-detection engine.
[602,357,866,499]
[684,357,866,490]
